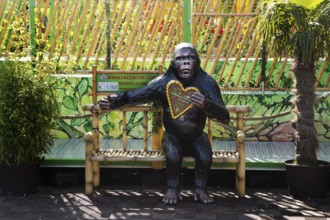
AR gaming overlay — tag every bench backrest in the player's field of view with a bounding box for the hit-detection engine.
[88,65,164,152]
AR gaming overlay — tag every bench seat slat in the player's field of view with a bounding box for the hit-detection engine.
[90,150,240,163]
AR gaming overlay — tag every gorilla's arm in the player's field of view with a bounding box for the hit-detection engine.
[107,75,166,109]
[200,77,230,125]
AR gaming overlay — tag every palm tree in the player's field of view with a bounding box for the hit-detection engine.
[257,0,330,166]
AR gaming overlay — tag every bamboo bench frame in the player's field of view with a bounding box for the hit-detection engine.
[83,65,250,197]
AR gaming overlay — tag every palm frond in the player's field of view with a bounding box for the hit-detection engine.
[257,0,329,64]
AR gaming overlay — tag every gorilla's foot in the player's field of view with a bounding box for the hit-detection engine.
[194,188,214,204]
[162,188,182,205]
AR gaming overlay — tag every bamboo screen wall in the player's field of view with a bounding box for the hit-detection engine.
[0,0,329,90]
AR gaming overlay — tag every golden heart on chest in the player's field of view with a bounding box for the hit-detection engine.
[166,80,200,119]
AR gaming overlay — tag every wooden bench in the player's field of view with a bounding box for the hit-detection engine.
[83,65,250,197]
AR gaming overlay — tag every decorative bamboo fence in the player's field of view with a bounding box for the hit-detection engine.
[0,0,329,90]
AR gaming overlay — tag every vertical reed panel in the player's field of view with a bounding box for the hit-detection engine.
[0,0,18,48]
[82,8,105,70]
[120,0,145,69]
[74,1,99,67]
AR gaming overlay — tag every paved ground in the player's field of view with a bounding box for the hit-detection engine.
[0,184,329,220]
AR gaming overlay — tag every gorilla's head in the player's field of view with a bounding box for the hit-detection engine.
[171,43,201,85]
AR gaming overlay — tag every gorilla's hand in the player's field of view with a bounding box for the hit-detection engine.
[99,95,112,110]
[191,92,205,109]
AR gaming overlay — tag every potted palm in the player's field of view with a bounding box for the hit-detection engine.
[0,58,59,195]
[257,0,330,198]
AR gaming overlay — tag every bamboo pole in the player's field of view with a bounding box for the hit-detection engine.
[233,19,258,87]
[43,0,57,43]
[194,13,257,17]
[244,42,262,88]
[273,57,288,89]
[91,105,100,188]
[325,69,330,88]
[130,0,150,68]
[236,130,246,198]
[108,0,120,50]
[111,0,128,61]
[74,1,98,67]
[35,0,42,40]
[131,0,153,68]
[47,0,62,59]
[29,0,37,57]
[140,0,164,69]
[82,7,105,70]
[49,0,54,45]
[224,22,245,87]
[93,31,106,67]
[143,111,148,151]
[56,0,79,66]
[225,0,256,87]
[149,2,175,69]
[195,0,221,52]
[114,0,136,62]
[120,0,145,69]
[70,0,89,54]
[265,57,278,86]
[5,0,23,53]
[212,17,236,81]
[315,61,327,87]
[208,118,212,145]
[92,65,97,104]
[215,18,240,78]
[183,0,192,42]
[117,0,139,69]
[161,14,176,64]
[0,0,18,48]
[210,27,237,78]
[48,0,72,60]
[0,1,6,21]
[202,0,231,70]
[83,26,107,69]
[84,131,94,195]
[38,0,49,40]
[122,111,127,151]
[151,66,164,169]
[240,39,259,84]
[192,0,214,46]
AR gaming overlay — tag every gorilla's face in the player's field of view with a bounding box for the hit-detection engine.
[173,47,199,85]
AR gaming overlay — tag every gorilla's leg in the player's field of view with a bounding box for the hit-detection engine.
[192,133,214,204]
[162,132,183,205]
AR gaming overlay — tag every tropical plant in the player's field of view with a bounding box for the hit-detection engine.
[257,0,330,165]
[0,58,59,165]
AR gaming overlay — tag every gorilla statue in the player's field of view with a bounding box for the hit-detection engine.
[99,42,230,205]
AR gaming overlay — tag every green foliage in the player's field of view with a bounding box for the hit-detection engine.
[257,0,330,65]
[257,0,330,165]
[0,60,59,165]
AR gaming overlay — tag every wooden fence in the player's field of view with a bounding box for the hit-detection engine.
[0,0,328,90]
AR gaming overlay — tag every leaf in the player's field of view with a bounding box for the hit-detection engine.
[62,96,78,111]
[77,78,89,97]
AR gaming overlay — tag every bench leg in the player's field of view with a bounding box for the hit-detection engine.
[151,111,164,169]
[236,162,245,197]
[85,151,93,195]
[84,132,94,195]
[236,130,246,198]
[93,161,100,188]
[86,158,93,195]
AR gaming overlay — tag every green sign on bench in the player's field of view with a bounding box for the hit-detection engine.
[96,72,160,92]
